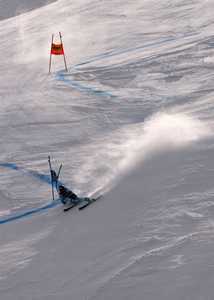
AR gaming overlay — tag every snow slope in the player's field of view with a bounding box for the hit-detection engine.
[1,0,214,299]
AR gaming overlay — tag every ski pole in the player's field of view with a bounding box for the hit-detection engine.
[48,156,55,201]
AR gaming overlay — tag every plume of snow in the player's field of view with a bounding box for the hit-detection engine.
[74,112,210,196]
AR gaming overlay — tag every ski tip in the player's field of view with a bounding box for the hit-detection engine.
[64,204,75,212]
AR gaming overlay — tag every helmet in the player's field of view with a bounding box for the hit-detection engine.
[59,185,65,192]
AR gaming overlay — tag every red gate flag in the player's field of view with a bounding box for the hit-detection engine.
[51,43,64,55]
[49,32,68,73]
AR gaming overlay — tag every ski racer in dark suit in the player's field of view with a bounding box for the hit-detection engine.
[58,185,79,205]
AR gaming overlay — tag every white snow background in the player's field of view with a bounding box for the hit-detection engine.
[1,0,214,299]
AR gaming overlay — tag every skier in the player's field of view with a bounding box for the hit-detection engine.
[48,156,99,211]
[58,185,79,205]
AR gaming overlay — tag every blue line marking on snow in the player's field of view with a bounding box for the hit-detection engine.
[0,162,62,186]
[56,72,114,98]
[0,162,19,170]
[0,200,61,225]
[56,37,179,97]
[0,162,63,224]
[25,169,51,185]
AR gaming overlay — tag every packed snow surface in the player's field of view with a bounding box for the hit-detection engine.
[1,0,214,299]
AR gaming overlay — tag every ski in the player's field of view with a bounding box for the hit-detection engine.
[63,204,76,212]
[64,196,102,212]
[78,195,102,210]
[63,199,82,212]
